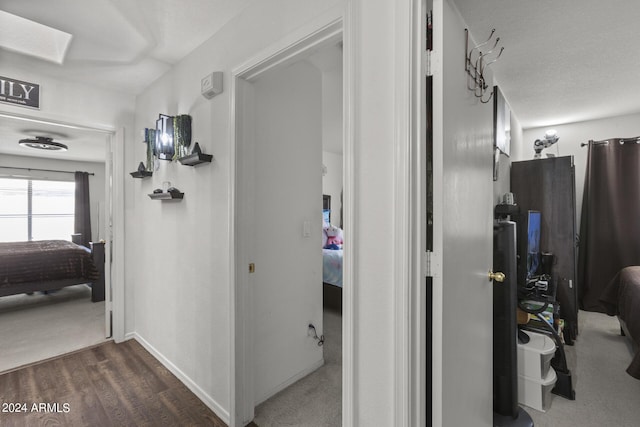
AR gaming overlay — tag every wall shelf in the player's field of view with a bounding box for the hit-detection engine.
[178,142,213,166]
[148,191,184,200]
[130,171,153,178]
[179,152,213,166]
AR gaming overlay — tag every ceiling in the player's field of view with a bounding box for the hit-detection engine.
[0,0,251,163]
[452,0,640,129]
[0,113,111,163]
[2,1,639,162]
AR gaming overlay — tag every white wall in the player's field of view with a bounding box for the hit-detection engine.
[320,56,343,154]
[0,155,106,242]
[518,112,640,228]
[493,113,523,204]
[322,151,343,226]
[128,0,345,421]
[0,63,134,133]
[251,60,324,404]
[320,54,344,228]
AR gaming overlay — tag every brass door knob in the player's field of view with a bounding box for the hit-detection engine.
[488,270,505,282]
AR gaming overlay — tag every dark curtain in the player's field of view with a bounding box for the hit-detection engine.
[74,171,92,248]
[578,138,640,312]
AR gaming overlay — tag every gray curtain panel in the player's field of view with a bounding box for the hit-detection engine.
[578,138,640,312]
[74,171,92,248]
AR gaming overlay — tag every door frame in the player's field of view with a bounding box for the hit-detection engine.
[229,14,353,427]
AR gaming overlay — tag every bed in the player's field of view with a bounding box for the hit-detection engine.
[599,266,640,379]
[323,194,343,310]
[323,248,343,288]
[0,240,105,302]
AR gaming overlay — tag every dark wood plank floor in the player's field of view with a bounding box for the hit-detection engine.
[0,340,227,426]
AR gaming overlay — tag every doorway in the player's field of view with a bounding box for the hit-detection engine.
[231,19,350,427]
[0,113,118,372]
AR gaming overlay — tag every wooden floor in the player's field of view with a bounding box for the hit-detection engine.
[0,340,227,426]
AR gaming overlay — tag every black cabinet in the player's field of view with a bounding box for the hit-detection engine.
[511,156,579,344]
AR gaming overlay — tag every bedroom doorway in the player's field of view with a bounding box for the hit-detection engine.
[231,18,351,427]
[0,112,117,372]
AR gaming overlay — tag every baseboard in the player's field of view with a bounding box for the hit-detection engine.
[130,333,230,424]
[254,358,325,406]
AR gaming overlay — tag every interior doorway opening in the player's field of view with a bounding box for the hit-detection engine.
[0,112,116,373]
[231,18,350,427]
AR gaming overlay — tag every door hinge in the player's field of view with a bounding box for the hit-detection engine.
[249,263,255,273]
[424,251,440,278]
[424,51,432,77]
[424,251,431,277]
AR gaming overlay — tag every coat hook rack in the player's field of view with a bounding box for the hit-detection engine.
[465,28,504,103]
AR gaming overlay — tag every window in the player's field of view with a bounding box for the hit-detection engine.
[0,177,75,242]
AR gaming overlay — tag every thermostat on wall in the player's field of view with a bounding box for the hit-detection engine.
[201,71,223,99]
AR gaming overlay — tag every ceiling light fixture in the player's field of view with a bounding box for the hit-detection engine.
[19,136,68,151]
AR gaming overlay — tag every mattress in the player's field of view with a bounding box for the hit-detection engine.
[600,266,640,379]
[0,240,99,290]
[322,248,343,288]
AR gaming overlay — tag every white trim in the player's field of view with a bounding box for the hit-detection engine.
[430,1,445,425]
[110,126,126,343]
[393,0,414,426]
[230,12,353,427]
[235,24,343,83]
[131,334,230,424]
[103,134,113,338]
[413,2,428,426]
[0,110,115,134]
[341,3,357,426]
[229,75,256,426]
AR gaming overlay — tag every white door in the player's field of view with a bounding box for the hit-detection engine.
[431,0,496,425]
[249,60,325,406]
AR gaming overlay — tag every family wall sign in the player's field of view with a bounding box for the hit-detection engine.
[0,76,40,109]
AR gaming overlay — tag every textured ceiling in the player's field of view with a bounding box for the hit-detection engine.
[453,0,640,129]
[0,0,251,162]
[0,0,252,94]
[5,0,634,161]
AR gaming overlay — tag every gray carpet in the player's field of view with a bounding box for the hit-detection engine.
[0,284,107,373]
[527,310,640,427]
[253,307,342,427]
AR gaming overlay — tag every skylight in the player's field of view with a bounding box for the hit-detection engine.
[0,10,72,64]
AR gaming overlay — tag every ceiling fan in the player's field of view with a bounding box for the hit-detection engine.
[18,136,68,151]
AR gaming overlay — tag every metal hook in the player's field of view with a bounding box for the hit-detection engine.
[467,28,496,60]
[480,88,495,104]
[476,38,501,71]
[464,28,503,103]
[480,46,504,75]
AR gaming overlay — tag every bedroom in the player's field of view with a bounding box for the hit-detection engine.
[457,0,640,424]
[0,116,111,372]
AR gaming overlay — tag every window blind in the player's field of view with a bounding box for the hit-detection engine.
[0,177,75,242]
